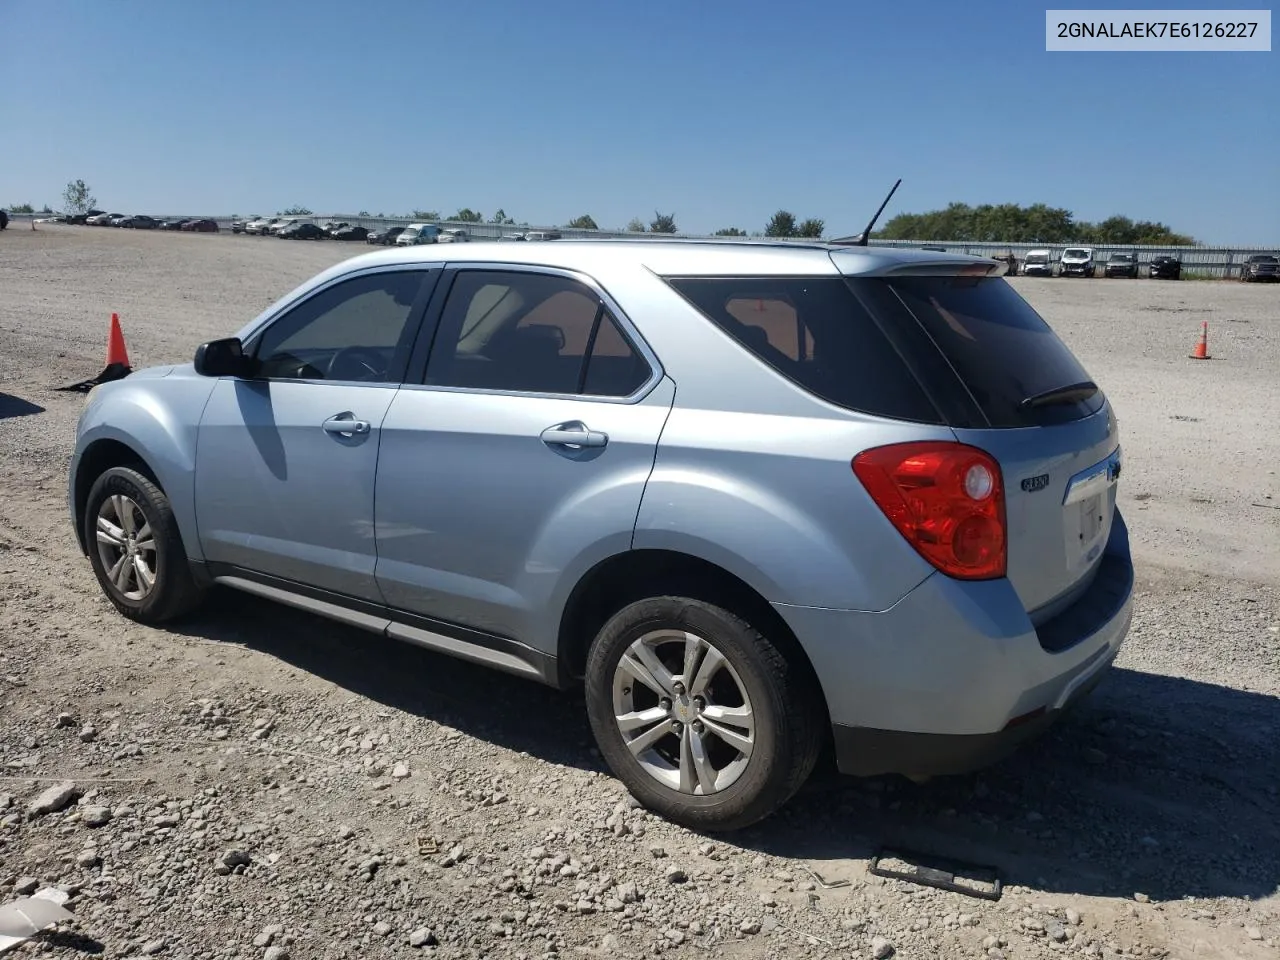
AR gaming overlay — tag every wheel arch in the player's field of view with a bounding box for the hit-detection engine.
[556,548,831,726]
[73,438,164,554]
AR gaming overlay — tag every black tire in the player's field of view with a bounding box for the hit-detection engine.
[84,466,204,623]
[584,596,824,832]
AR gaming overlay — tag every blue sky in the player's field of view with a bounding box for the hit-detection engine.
[1,0,1275,243]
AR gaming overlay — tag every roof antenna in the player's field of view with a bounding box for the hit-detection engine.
[830,178,902,246]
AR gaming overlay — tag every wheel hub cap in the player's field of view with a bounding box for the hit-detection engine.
[612,629,756,796]
[94,494,157,603]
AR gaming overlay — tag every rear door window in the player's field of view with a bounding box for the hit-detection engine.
[665,277,942,423]
[874,275,1102,427]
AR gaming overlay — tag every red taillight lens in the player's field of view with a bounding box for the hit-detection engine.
[852,441,1007,580]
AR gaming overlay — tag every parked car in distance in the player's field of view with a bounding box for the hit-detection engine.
[524,230,562,241]
[396,223,440,246]
[499,233,528,241]
[160,218,192,231]
[244,217,280,235]
[182,219,220,233]
[231,218,254,234]
[1148,256,1182,280]
[268,217,303,236]
[68,208,108,225]
[1104,253,1139,278]
[68,239,1133,831]
[989,251,1017,276]
[108,214,133,228]
[331,225,370,242]
[280,221,327,241]
[86,212,118,226]
[1022,248,1054,277]
[367,226,405,246]
[439,228,470,243]
[920,244,947,252]
[120,215,160,230]
[1241,254,1280,282]
[1059,247,1096,278]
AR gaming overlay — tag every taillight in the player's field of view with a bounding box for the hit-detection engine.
[852,441,1007,580]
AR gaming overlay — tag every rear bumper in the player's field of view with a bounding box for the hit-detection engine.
[775,510,1134,778]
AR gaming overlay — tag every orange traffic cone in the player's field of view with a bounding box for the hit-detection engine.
[106,312,131,368]
[1188,320,1210,360]
[54,312,134,392]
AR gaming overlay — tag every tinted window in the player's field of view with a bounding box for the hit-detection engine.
[665,277,941,423]
[425,270,650,397]
[878,275,1101,427]
[252,271,426,382]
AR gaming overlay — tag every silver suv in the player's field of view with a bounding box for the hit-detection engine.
[68,240,1134,830]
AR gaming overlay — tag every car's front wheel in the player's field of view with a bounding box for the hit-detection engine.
[585,597,823,832]
[84,466,205,623]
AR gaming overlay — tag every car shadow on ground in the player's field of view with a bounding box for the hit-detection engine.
[0,393,45,419]
[172,588,1280,905]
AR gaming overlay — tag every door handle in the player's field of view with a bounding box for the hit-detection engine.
[540,421,608,449]
[322,413,371,436]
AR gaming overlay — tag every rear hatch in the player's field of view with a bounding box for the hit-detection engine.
[831,255,1120,620]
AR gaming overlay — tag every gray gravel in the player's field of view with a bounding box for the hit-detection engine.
[0,226,1277,958]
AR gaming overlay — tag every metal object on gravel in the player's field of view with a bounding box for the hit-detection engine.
[868,848,1003,901]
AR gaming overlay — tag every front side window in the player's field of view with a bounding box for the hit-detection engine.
[424,270,651,397]
[252,271,428,382]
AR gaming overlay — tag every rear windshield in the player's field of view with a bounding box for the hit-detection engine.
[665,277,942,423]
[666,274,1101,429]
[874,275,1102,428]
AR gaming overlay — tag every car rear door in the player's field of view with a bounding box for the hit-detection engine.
[373,265,672,649]
[834,263,1123,621]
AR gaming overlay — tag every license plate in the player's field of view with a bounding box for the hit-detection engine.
[1065,494,1107,568]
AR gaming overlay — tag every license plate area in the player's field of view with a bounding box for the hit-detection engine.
[1062,448,1120,568]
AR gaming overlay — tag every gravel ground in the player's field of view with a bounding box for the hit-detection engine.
[0,226,1277,960]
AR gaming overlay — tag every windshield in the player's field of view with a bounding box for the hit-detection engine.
[1026,253,1048,263]
[1063,248,1090,259]
[1110,255,1133,262]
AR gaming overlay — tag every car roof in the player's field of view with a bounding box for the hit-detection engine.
[324,237,998,278]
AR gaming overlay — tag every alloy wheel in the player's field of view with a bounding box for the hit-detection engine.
[95,494,157,601]
[612,629,755,795]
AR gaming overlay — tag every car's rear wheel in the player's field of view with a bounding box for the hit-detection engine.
[584,597,823,832]
[84,466,204,624]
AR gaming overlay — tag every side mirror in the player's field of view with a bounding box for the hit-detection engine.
[194,337,253,378]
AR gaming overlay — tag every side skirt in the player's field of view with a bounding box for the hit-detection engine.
[194,562,562,687]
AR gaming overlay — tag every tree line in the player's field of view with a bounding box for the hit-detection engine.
[46,180,1197,245]
[874,202,1194,246]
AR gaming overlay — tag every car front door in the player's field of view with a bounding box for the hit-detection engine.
[373,266,673,651]
[195,266,437,600]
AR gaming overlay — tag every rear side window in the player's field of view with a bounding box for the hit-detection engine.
[877,276,1102,427]
[665,277,941,423]
[425,270,651,397]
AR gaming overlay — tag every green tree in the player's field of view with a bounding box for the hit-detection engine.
[765,210,798,237]
[489,209,515,224]
[796,218,825,239]
[626,217,647,232]
[452,208,483,223]
[874,201,1193,245]
[650,211,677,234]
[714,227,746,236]
[62,179,96,216]
[280,206,313,216]
[565,214,598,230]
[7,203,34,214]
[412,209,441,220]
